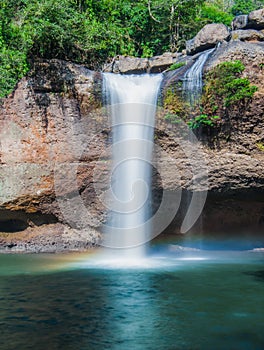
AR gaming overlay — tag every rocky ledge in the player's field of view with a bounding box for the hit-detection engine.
[103,52,187,74]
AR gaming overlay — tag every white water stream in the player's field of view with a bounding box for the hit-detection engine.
[183,48,214,106]
[103,73,163,255]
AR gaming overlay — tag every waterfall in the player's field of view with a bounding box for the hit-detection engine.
[183,48,214,106]
[180,49,214,238]
[103,73,163,256]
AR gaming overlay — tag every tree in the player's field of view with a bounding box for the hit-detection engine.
[231,0,264,15]
[148,0,205,52]
[200,2,233,25]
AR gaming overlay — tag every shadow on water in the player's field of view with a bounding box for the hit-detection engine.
[244,270,264,282]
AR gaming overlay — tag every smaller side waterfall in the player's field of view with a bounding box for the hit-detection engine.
[183,48,214,106]
[103,73,163,256]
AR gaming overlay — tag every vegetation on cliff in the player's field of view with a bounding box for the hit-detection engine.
[164,60,258,133]
[203,60,258,110]
[1,0,264,97]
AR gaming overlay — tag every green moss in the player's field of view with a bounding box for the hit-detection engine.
[167,61,185,71]
[163,87,187,121]
[256,142,264,151]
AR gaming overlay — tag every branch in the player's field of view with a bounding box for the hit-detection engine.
[148,0,161,23]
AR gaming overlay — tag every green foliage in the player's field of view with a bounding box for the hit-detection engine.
[0,48,29,97]
[231,0,264,15]
[168,61,185,71]
[0,0,263,97]
[256,142,264,151]
[187,114,219,129]
[203,60,258,112]
[163,87,187,120]
[146,0,205,52]
[200,3,233,25]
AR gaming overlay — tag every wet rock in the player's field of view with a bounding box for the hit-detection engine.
[157,39,264,194]
[205,41,264,73]
[1,40,264,251]
[186,23,230,55]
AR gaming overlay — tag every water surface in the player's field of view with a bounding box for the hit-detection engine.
[0,246,264,350]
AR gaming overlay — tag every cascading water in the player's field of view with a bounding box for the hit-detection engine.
[103,73,163,257]
[181,49,214,239]
[183,48,214,106]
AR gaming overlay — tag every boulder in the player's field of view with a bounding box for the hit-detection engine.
[148,52,182,73]
[231,15,248,30]
[186,23,230,55]
[248,8,264,29]
[103,53,184,74]
[104,56,149,74]
[231,29,264,42]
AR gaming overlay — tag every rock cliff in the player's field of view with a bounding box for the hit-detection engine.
[1,13,264,252]
[0,60,105,252]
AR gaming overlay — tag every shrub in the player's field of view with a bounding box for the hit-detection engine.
[0,48,29,97]
[203,60,257,113]
[187,114,219,129]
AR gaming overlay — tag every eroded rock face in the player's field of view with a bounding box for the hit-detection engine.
[186,23,230,55]
[0,59,107,251]
[0,223,101,253]
[157,39,264,234]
